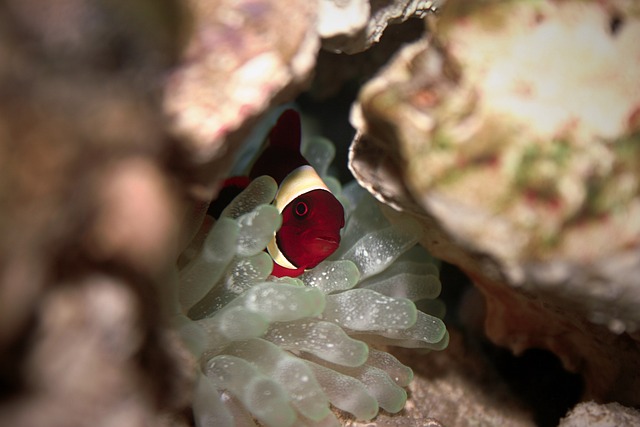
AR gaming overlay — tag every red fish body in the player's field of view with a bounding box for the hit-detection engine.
[212,109,345,277]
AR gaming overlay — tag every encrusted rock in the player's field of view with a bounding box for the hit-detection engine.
[344,329,535,427]
[559,401,640,427]
[318,0,371,40]
[321,0,442,54]
[164,0,319,198]
[351,0,640,405]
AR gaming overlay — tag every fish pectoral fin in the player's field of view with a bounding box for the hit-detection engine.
[270,261,305,278]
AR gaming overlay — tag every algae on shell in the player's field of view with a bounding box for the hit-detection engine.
[351,0,640,405]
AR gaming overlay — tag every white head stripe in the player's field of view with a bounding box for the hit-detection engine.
[267,237,297,269]
[267,165,331,270]
[273,165,330,213]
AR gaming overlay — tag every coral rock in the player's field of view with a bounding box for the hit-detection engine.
[559,401,640,427]
[344,330,536,427]
[350,0,640,405]
[321,0,442,54]
[164,0,319,197]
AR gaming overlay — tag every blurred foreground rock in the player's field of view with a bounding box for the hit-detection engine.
[0,1,193,425]
[164,0,319,199]
[351,0,640,407]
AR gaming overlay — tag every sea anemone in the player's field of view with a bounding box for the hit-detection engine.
[173,132,448,427]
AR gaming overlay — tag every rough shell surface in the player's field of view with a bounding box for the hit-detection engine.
[163,0,319,198]
[350,0,640,406]
[321,0,442,54]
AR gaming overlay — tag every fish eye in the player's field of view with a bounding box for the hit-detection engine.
[294,201,308,218]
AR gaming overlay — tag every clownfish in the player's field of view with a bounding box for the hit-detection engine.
[210,109,345,278]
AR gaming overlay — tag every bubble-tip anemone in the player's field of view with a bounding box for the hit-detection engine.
[173,137,448,426]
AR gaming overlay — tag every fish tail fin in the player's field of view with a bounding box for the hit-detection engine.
[268,108,301,150]
[221,176,253,189]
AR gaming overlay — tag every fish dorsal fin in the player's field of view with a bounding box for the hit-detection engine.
[249,109,307,184]
[268,109,301,150]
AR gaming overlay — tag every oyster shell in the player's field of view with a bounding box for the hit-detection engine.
[321,0,442,54]
[351,0,640,405]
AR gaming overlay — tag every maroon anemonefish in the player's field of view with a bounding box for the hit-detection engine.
[211,109,345,278]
